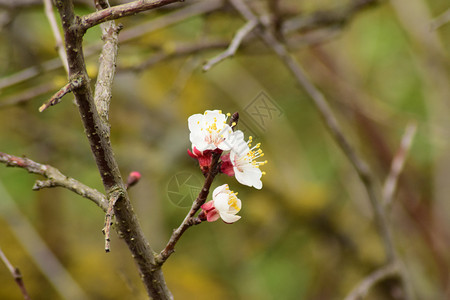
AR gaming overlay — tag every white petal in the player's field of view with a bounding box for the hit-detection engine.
[234,166,262,189]
[229,131,248,154]
[219,213,241,223]
[188,114,204,132]
[189,133,208,151]
[212,184,228,199]
[213,193,230,212]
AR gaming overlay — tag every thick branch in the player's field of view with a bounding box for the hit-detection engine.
[55,1,172,298]
[81,0,182,30]
[94,0,121,124]
[0,151,108,211]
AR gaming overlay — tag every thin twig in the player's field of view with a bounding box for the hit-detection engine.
[38,77,83,112]
[43,0,68,73]
[0,83,54,108]
[0,151,108,211]
[344,263,399,300]
[0,181,88,299]
[430,8,450,31]
[125,40,228,72]
[203,19,257,71]
[0,0,371,91]
[103,192,119,252]
[81,0,183,30]
[0,247,31,300]
[156,156,219,264]
[228,1,414,298]
[156,112,240,265]
[231,0,398,259]
[0,0,221,91]
[383,123,417,207]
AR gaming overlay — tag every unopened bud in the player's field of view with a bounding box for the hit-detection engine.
[126,171,141,189]
[198,210,207,222]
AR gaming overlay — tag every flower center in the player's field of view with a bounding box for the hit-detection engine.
[227,191,240,211]
[235,136,268,172]
[199,115,229,146]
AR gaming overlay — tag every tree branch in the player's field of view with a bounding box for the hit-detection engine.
[0,247,31,300]
[0,83,54,108]
[156,153,220,265]
[203,19,257,71]
[430,7,450,31]
[230,0,397,261]
[227,0,414,298]
[0,0,370,91]
[80,0,183,30]
[383,123,417,207]
[123,40,229,72]
[94,0,121,124]
[54,0,172,298]
[38,77,83,112]
[156,112,240,265]
[0,151,108,211]
[344,263,399,300]
[43,0,69,73]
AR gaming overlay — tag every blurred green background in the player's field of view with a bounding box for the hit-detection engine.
[0,0,449,299]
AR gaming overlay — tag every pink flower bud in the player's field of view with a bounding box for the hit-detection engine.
[126,171,141,189]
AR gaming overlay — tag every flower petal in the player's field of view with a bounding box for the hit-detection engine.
[206,210,220,222]
[219,213,241,224]
[212,184,228,199]
[201,200,215,212]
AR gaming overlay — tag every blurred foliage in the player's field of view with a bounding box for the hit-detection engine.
[1,0,450,299]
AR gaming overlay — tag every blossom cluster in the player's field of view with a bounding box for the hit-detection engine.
[188,110,267,224]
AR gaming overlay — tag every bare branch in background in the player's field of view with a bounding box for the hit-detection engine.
[125,40,229,72]
[0,83,54,108]
[81,0,183,30]
[227,0,413,298]
[0,151,108,211]
[0,181,89,299]
[0,247,31,300]
[430,8,450,31]
[281,0,380,35]
[344,263,399,300]
[0,0,221,91]
[0,0,368,92]
[203,19,257,71]
[43,0,68,73]
[0,0,93,9]
[383,123,417,207]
